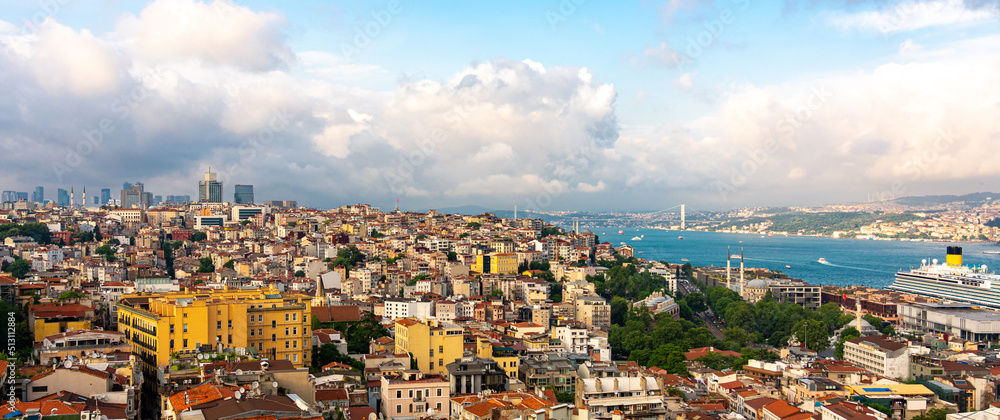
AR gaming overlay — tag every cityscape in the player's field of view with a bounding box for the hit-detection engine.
[2,1,1000,420]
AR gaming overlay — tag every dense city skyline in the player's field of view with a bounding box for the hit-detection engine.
[1,0,998,211]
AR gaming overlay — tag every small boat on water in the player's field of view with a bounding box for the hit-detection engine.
[785,265,791,269]
[618,230,624,235]
[818,258,828,264]
[681,258,688,262]
[678,236,684,240]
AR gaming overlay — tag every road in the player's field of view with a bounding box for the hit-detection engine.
[677,278,726,340]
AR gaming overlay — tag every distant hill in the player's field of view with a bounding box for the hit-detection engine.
[427,205,567,223]
[892,192,998,207]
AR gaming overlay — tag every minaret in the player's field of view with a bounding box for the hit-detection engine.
[739,247,745,297]
[726,246,732,288]
[855,294,863,334]
[314,275,326,307]
[82,186,86,207]
[70,187,74,207]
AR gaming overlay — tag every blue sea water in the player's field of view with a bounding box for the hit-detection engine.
[595,228,1000,289]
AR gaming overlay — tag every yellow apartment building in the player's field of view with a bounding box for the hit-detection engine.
[472,335,520,378]
[471,253,517,275]
[394,318,464,376]
[116,287,312,370]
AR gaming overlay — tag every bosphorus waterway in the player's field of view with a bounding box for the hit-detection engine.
[594,228,1000,289]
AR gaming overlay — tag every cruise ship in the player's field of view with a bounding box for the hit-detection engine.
[889,246,1000,309]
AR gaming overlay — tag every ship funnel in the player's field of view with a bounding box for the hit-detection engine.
[946,246,963,267]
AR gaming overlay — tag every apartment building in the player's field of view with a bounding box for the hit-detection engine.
[116,287,312,370]
[576,376,667,420]
[843,335,909,379]
[394,318,464,376]
[380,372,450,420]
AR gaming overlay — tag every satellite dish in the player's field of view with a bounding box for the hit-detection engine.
[922,259,927,265]
[197,354,204,360]
[427,408,436,416]
[236,369,244,375]
[983,265,988,270]
[63,360,72,369]
[234,390,242,399]
[272,382,278,388]
[933,259,939,265]
[252,381,260,389]
[368,413,377,420]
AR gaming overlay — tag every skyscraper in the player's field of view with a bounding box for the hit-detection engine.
[15,192,27,202]
[121,183,150,209]
[101,188,111,205]
[198,170,223,203]
[32,186,43,203]
[57,188,69,206]
[234,184,254,204]
[0,191,15,203]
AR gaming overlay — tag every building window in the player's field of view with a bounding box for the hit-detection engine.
[258,342,263,351]
[184,313,188,318]
[409,390,413,398]
[293,340,297,349]
[293,327,297,335]
[183,324,188,333]
[170,339,174,348]
[429,349,434,357]
[169,324,174,334]
[293,353,297,362]
[272,334,276,342]
[293,313,298,321]
[217,310,221,315]
[437,389,442,396]
[259,328,263,336]
[31,386,47,393]
[439,345,443,353]
[228,334,232,344]
[250,329,255,336]
[285,341,290,349]
[258,314,263,322]
[228,320,232,328]
[285,327,289,336]
[285,313,290,322]
[396,405,401,414]
[397,391,402,399]
[439,359,443,367]
[272,320,276,328]
[183,339,188,348]
[217,321,222,330]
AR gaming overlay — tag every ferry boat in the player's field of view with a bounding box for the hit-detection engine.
[889,246,1000,309]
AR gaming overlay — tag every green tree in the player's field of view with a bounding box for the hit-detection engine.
[835,327,861,359]
[192,231,207,242]
[489,289,503,299]
[913,409,950,420]
[197,257,215,273]
[791,320,830,352]
[4,259,31,279]
[447,251,458,262]
[58,290,85,301]
[223,260,235,269]
[294,270,306,277]
[466,222,481,229]
[107,238,121,245]
[549,283,562,303]
[610,296,629,326]
[685,292,707,313]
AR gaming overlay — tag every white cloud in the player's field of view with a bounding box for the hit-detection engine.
[899,39,923,55]
[115,0,293,71]
[678,72,694,89]
[827,0,999,34]
[788,167,807,180]
[30,19,121,96]
[642,41,684,68]
[577,181,606,193]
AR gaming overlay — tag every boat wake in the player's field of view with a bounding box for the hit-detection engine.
[817,259,892,273]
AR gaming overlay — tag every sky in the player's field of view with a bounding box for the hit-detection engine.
[0,0,998,212]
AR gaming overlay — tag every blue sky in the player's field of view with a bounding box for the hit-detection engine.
[1,0,998,211]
